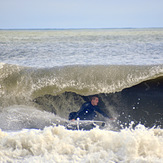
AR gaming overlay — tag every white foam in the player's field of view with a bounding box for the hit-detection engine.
[0,125,162,163]
[0,105,65,130]
[0,62,5,69]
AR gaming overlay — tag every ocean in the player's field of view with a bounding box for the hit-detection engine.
[0,29,163,162]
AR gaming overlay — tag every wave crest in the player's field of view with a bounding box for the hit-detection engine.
[0,63,163,106]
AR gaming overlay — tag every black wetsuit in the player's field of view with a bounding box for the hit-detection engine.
[72,102,109,120]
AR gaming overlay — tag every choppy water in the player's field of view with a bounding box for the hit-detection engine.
[0,29,163,67]
[0,29,163,162]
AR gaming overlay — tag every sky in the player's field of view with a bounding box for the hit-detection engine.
[0,0,163,29]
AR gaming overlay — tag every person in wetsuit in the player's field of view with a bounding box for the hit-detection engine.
[69,96,110,121]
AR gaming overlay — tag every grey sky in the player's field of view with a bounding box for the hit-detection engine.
[0,0,163,29]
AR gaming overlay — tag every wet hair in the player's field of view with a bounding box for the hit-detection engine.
[91,95,99,101]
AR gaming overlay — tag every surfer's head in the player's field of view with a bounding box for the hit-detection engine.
[91,96,99,106]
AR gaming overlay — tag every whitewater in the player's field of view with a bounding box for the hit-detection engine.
[0,29,163,163]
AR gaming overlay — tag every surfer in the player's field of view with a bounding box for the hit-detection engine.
[69,96,111,121]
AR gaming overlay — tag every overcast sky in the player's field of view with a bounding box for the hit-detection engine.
[0,0,163,29]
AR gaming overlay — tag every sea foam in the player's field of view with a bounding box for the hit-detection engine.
[0,125,162,163]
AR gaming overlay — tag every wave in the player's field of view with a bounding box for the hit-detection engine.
[0,63,163,129]
[0,63,163,98]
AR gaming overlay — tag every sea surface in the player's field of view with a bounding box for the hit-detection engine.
[0,29,163,162]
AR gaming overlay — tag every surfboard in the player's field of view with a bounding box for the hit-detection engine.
[65,120,106,130]
[52,118,120,131]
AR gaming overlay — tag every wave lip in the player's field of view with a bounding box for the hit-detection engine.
[29,64,163,97]
[0,64,163,103]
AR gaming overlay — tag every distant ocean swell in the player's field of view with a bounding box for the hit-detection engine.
[0,63,163,129]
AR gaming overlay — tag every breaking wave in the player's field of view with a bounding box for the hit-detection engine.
[0,63,163,129]
[0,63,162,98]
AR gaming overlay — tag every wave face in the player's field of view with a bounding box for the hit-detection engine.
[0,63,163,129]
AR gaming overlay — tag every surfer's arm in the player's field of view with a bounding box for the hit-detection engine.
[96,108,115,120]
[95,107,110,118]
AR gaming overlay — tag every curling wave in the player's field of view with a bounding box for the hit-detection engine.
[0,63,163,99]
[0,63,163,129]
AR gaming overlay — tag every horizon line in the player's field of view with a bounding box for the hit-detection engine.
[0,27,163,30]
